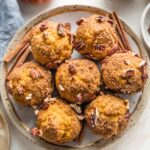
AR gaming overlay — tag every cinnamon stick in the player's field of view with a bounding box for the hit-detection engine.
[4,31,31,63]
[112,12,132,51]
[7,46,31,80]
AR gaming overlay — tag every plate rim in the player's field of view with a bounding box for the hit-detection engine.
[1,4,150,150]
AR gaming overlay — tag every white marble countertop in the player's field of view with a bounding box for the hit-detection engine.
[1,0,150,149]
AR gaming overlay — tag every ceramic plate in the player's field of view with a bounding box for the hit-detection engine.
[0,111,10,150]
[0,5,150,150]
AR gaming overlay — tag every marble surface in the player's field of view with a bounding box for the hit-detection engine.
[1,0,150,149]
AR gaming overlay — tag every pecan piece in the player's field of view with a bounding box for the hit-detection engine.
[75,93,83,104]
[76,18,86,25]
[77,114,85,120]
[31,127,42,136]
[68,64,77,75]
[121,68,135,78]
[46,60,61,69]
[40,101,49,110]
[93,44,105,51]
[17,85,24,95]
[30,69,42,80]
[138,60,148,81]
[39,24,48,32]
[70,103,82,114]
[95,15,106,22]
[73,40,86,51]
[63,22,71,31]
[57,23,65,37]
[90,108,99,128]
[124,60,130,65]
[107,19,115,27]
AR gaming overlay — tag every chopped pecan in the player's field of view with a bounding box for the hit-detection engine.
[70,103,82,114]
[90,108,99,128]
[68,64,77,75]
[30,69,42,80]
[93,44,105,51]
[138,60,146,67]
[124,60,130,65]
[76,18,86,25]
[40,101,49,110]
[17,85,24,95]
[138,61,148,81]
[58,85,65,91]
[25,93,32,100]
[73,40,85,51]
[34,110,39,115]
[44,96,56,103]
[75,93,83,104]
[108,45,118,56]
[121,68,135,78]
[95,15,106,22]
[67,33,76,45]
[46,60,61,69]
[57,23,65,37]
[31,127,42,136]
[39,24,48,32]
[107,19,115,27]
[63,22,71,31]
[77,114,85,120]
[124,99,129,110]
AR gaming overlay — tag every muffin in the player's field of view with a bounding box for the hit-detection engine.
[55,59,100,104]
[85,95,129,138]
[74,15,119,60]
[31,98,82,144]
[101,52,148,94]
[30,20,73,69]
[7,62,53,106]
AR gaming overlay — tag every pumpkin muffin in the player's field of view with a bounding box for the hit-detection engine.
[55,59,100,104]
[101,52,148,94]
[85,95,129,138]
[30,20,73,69]
[31,98,82,144]
[74,15,119,60]
[7,62,53,106]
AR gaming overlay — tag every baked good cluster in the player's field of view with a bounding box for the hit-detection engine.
[6,14,148,145]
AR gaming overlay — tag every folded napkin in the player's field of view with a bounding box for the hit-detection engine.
[0,0,24,61]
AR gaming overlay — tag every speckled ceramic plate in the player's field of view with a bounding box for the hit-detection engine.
[0,5,150,150]
[0,110,10,150]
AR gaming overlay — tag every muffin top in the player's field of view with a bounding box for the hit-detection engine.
[55,59,100,104]
[7,61,53,106]
[85,95,129,138]
[35,98,82,144]
[75,15,119,60]
[31,20,73,68]
[101,52,148,93]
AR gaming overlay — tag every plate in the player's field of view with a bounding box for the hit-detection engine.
[1,5,150,150]
[0,111,10,150]
[141,3,150,48]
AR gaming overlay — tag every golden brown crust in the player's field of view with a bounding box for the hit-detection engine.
[36,98,81,144]
[84,95,129,138]
[101,52,148,93]
[30,20,72,68]
[7,61,53,106]
[75,15,119,60]
[55,59,100,104]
